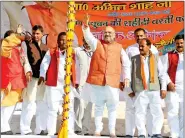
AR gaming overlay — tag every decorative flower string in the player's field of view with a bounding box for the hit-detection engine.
[57,1,76,138]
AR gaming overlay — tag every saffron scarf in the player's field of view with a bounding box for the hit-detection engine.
[1,34,21,58]
[140,51,155,90]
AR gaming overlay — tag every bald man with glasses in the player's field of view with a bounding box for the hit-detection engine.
[80,14,131,138]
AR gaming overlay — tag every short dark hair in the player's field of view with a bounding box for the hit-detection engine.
[140,38,152,46]
[4,30,14,38]
[57,32,66,41]
[134,28,146,34]
[32,25,44,33]
[175,34,184,41]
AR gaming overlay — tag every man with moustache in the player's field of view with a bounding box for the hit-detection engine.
[130,38,166,138]
[163,34,184,138]
[125,28,158,138]
[38,32,76,135]
[20,25,48,135]
[74,38,93,135]
[81,13,131,138]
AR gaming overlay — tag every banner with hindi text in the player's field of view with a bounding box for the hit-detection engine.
[74,1,184,55]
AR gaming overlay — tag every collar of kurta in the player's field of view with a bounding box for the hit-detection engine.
[59,49,66,55]
[173,49,184,54]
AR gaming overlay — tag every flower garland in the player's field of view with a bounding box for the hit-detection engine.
[57,1,76,138]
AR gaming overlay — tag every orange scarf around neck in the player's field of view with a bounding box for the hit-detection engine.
[140,51,155,90]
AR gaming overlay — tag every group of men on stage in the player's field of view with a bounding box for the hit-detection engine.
[1,7,184,138]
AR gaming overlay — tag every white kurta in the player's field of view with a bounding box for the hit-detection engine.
[81,26,131,134]
[74,46,93,133]
[40,50,77,102]
[20,42,47,135]
[74,46,92,87]
[163,51,184,100]
[40,50,67,102]
[163,51,184,138]
[125,42,159,136]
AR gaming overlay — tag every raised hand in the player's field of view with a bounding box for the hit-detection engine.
[83,13,90,26]
[16,24,24,34]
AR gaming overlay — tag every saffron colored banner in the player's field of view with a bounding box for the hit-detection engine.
[1,1,184,55]
[74,1,184,55]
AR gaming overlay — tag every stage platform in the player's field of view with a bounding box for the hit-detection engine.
[1,135,110,138]
[1,134,170,138]
[5,93,170,138]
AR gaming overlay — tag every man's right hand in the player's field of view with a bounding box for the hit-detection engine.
[167,82,175,92]
[38,77,44,85]
[83,13,90,26]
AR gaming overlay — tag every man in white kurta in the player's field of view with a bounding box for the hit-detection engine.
[81,14,131,138]
[125,28,158,137]
[131,38,166,138]
[20,25,48,135]
[39,49,75,135]
[163,34,184,138]
[39,32,75,135]
[74,38,93,135]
